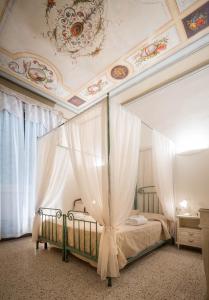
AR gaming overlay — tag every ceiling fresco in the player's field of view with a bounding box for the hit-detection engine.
[0,0,209,113]
[45,0,105,58]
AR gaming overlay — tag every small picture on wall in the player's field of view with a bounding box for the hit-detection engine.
[182,1,209,38]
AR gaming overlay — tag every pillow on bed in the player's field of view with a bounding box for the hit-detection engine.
[138,212,167,223]
[126,215,148,226]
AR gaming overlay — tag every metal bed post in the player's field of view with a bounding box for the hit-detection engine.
[106,93,112,287]
[62,214,67,261]
[134,185,138,209]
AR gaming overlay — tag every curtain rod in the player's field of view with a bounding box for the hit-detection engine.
[37,94,154,140]
[141,120,153,131]
[37,95,107,139]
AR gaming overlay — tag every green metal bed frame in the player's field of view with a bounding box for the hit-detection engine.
[36,187,170,287]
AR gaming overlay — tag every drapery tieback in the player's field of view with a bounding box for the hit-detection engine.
[103,225,118,232]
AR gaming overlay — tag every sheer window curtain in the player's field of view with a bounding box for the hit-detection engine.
[0,89,62,239]
[152,130,176,222]
[0,94,24,239]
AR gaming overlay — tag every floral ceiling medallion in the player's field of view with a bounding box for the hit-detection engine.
[45,0,105,59]
[111,65,129,80]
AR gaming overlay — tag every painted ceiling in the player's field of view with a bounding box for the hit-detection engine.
[0,0,209,113]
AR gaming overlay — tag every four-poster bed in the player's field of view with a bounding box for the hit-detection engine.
[36,188,171,286]
[33,94,172,286]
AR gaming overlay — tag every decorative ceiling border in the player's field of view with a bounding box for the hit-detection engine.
[76,25,181,104]
[79,32,209,112]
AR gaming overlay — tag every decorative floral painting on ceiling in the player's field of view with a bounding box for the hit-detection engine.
[8,58,57,90]
[182,1,209,38]
[45,0,105,58]
[0,51,72,100]
[126,27,180,70]
[79,75,113,100]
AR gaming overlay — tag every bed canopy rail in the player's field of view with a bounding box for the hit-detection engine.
[137,186,163,214]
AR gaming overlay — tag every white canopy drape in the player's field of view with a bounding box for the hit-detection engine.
[152,130,176,222]
[65,101,141,279]
[32,130,59,241]
[33,99,141,280]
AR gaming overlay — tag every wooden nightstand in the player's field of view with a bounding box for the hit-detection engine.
[176,215,202,249]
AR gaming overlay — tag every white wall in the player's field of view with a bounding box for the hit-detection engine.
[138,126,209,214]
[174,149,209,214]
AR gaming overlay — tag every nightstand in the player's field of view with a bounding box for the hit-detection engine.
[176,215,202,249]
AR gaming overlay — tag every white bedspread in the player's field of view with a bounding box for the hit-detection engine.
[42,212,170,269]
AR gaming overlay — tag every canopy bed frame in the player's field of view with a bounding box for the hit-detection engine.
[36,187,170,287]
[33,93,174,286]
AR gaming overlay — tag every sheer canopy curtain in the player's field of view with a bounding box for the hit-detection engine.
[152,130,176,222]
[65,100,141,279]
[24,104,62,234]
[32,130,59,242]
[108,103,141,272]
[0,89,62,239]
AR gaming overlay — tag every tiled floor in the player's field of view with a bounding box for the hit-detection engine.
[0,237,207,300]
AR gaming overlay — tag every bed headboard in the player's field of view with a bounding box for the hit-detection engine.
[73,199,87,213]
[138,186,163,214]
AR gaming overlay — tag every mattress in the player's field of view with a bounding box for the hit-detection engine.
[40,212,170,269]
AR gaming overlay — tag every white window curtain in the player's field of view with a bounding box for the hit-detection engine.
[152,130,176,222]
[0,89,62,239]
[64,101,141,280]
[0,94,24,239]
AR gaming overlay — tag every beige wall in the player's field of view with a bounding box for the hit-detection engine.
[138,127,209,214]
[174,149,209,214]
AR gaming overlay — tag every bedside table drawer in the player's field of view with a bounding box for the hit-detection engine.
[177,229,201,248]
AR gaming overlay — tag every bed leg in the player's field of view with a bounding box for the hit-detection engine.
[65,251,69,262]
[44,242,47,250]
[107,277,112,287]
[36,241,39,250]
[62,249,65,261]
